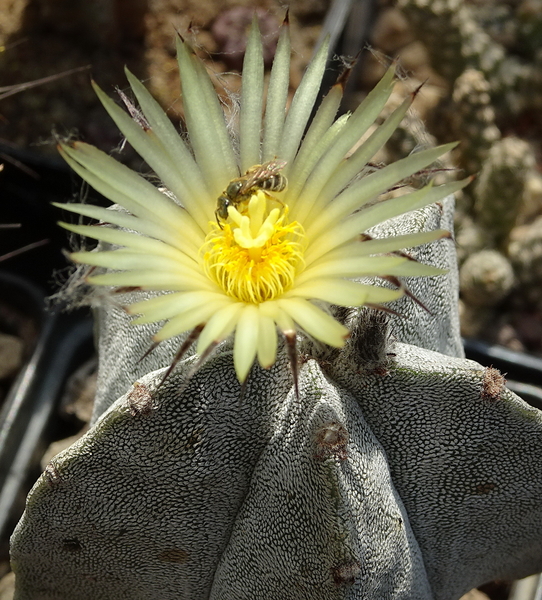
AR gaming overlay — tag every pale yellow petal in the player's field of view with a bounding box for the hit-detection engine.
[284,279,403,305]
[305,229,451,269]
[296,255,407,284]
[196,302,244,355]
[70,250,209,286]
[257,313,278,369]
[278,298,349,347]
[87,270,217,292]
[234,304,260,382]
[307,143,459,240]
[129,291,227,324]
[154,296,232,342]
[60,223,197,267]
[259,300,296,336]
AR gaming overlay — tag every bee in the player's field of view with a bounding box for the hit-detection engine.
[215,159,288,226]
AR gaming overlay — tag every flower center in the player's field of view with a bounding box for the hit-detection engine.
[201,191,307,303]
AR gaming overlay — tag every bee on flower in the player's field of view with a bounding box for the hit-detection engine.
[55,15,468,390]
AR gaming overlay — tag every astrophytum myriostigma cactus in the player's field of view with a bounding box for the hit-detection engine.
[10,16,542,600]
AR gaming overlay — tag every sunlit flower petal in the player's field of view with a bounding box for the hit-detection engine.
[58,17,470,386]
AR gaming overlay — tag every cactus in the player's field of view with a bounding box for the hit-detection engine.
[448,69,501,175]
[10,16,542,600]
[388,0,542,350]
[10,199,542,600]
[509,216,542,308]
[396,0,537,117]
[473,137,535,251]
[459,249,514,307]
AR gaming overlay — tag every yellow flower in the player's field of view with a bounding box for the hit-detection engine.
[55,19,468,384]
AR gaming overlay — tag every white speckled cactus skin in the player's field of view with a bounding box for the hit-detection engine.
[10,197,542,599]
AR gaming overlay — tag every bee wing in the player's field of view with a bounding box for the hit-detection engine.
[264,159,287,172]
[239,159,288,194]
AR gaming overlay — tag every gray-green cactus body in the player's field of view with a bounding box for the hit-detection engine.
[10,198,542,599]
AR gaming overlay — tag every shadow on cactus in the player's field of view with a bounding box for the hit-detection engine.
[10,14,542,600]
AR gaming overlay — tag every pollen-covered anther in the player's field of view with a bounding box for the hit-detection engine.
[201,192,307,304]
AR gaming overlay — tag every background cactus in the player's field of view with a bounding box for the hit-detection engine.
[473,137,535,252]
[10,200,542,599]
[362,0,542,352]
[459,249,514,308]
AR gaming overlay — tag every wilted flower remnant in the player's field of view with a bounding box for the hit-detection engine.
[55,17,468,385]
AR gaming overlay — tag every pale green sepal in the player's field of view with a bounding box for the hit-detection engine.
[294,64,396,224]
[92,82,210,228]
[262,20,291,162]
[234,304,260,382]
[315,93,414,211]
[128,291,226,324]
[307,142,459,239]
[59,143,203,241]
[70,249,206,278]
[278,36,330,165]
[278,297,349,347]
[60,222,198,268]
[124,69,212,204]
[53,202,202,254]
[284,278,403,305]
[296,255,408,283]
[306,227,451,267]
[287,85,344,204]
[257,314,278,369]
[176,39,237,195]
[379,261,447,277]
[240,18,264,172]
[154,297,232,342]
[87,270,217,292]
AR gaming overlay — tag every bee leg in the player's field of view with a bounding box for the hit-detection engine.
[215,210,225,229]
[262,190,285,209]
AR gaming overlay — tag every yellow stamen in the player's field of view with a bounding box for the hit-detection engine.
[201,192,307,304]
